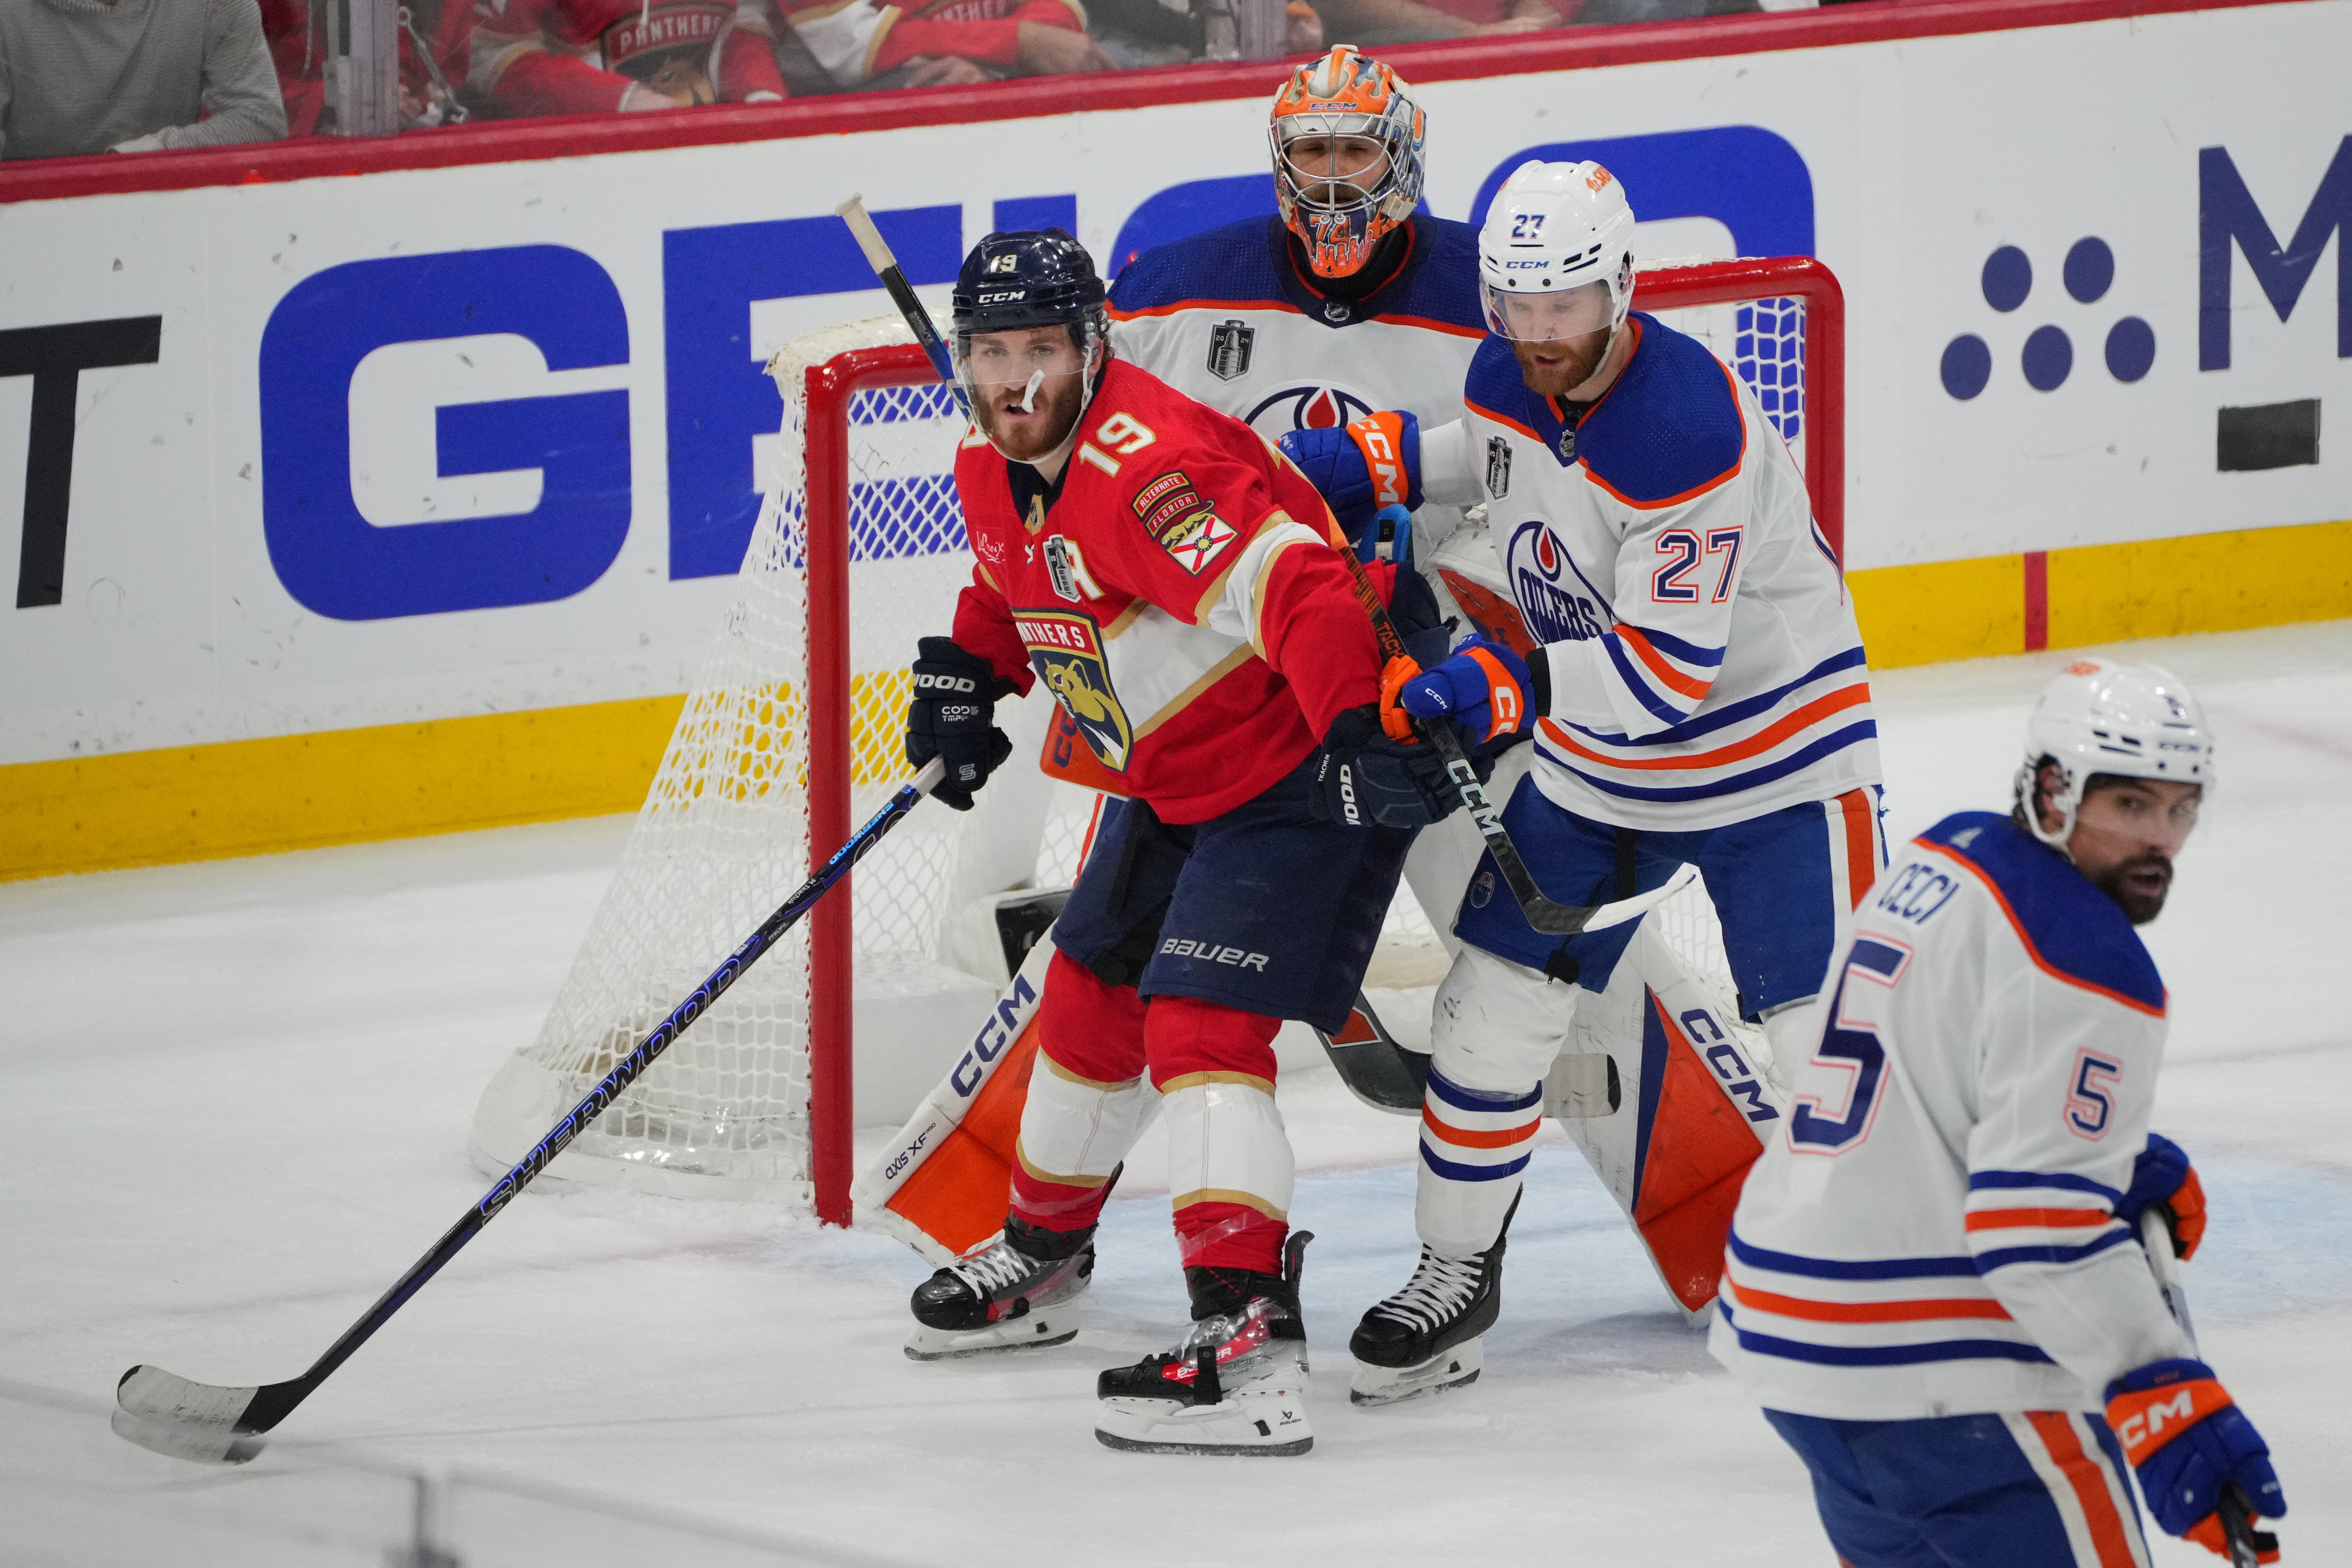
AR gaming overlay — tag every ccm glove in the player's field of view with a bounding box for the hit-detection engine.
[1311,703,1481,830]
[1278,411,1421,543]
[905,636,1014,811]
[2118,1131,2208,1260]
[2105,1359,2285,1558]
[1393,637,1534,748]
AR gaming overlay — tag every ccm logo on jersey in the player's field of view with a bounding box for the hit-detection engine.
[1158,938,1270,971]
[1159,509,1237,574]
[946,972,1040,1097]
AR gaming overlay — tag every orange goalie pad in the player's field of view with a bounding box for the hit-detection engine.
[1038,705,1130,796]
[882,1018,1042,1259]
[1628,989,1774,1312]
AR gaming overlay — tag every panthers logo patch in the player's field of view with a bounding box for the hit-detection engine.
[1015,610,1132,771]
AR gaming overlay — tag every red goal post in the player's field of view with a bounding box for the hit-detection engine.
[794,254,1847,1224]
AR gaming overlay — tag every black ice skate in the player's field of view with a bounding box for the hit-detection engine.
[904,1216,1094,1361]
[1094,1232,1314,1456]
[1348,1203,1515,1406]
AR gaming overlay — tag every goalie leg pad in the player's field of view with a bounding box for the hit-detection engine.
[1154,999,1292,1275]
[1417,944,1572,1256]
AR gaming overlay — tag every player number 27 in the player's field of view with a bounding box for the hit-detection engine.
[1651,527,1742,603]
[1789,937,1911,1154]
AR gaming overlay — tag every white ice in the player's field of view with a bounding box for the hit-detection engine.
[5,623,2350,1566]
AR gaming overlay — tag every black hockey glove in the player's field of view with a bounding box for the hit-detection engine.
[906,636,1014,812]
[1308,704,1482,830]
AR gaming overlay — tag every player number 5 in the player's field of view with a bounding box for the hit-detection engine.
[1789,938,1911,1154]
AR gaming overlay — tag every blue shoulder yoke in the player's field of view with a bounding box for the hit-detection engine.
[1918,811,2166,1014]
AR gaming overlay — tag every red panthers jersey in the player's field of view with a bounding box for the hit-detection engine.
[950,358,1387,825]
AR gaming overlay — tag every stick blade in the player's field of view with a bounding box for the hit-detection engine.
[113,1365,270,1465]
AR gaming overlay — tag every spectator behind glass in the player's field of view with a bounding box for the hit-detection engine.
[469,0,788,114]
[263,0,473,131]
[1314,0,1766,42]
[778,0,1110,90]
[0,0,287,158]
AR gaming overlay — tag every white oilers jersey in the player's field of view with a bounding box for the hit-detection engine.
[1440,313,1879,832]
[1709,812,2196,1421]
[1108,214,1486,556]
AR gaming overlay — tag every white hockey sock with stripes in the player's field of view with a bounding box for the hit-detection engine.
[1416,944,1574,1257]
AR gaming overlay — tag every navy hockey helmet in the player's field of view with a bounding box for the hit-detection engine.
[950,229,1109,341]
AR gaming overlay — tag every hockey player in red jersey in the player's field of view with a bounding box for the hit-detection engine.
[1717,660,2286,1566]
[899,229,1474,1454]
[469,0,787,115]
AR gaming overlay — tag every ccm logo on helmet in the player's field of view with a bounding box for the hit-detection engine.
[978,290,1027,305]
[1504,260,1550,270]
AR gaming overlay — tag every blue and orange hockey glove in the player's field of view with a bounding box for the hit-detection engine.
[1278,411,1421,543]
[1390,637,1535,748]
[2118,1131,2209,1260]
[2105,1359,2284,1560]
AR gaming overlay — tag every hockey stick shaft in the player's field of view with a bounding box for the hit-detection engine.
[1326,537,1663,937]
[118,760,945,1449]
[836,195,972,421]
[2138,1210,2271,1567]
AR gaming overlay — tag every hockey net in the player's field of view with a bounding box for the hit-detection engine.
[467,256,1844,1222]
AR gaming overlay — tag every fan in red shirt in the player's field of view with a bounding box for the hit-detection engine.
[468,0,788,115]
[897,229,1471,1455]
[774,0,1105,90]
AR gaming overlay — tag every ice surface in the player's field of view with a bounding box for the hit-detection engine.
[4,624,2348,1566]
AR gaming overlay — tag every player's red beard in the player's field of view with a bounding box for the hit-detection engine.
[1512,327,1613,399]
[976,368,1086,465]
[2089,852,2174,926]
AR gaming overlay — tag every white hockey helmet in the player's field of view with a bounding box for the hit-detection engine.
[2014,657,2214,849]
[1478,159,1638,343]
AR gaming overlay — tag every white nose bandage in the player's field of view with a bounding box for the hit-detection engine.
[1019,370,1044,413]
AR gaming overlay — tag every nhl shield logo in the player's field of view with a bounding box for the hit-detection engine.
[1016,610,1133,771]
[1207,321,1255,382]
[1558,427,1578,463]
[1486,435,1511,499]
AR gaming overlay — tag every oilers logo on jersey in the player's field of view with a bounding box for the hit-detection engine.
[1017,610,1133,770]
[1244,384,1376,440]
[1207,321,1255,382]
[1504,520,1607,643]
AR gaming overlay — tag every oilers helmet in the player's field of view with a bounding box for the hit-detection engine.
[1268,46,1426,279]
[2014,657,2214,850]
[1479,159,1638,343]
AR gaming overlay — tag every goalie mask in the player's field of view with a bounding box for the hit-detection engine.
[1269,45,1427,279]
[1478,159,1637,345]
[2014,657,2214,851]
[950,229,1110,461]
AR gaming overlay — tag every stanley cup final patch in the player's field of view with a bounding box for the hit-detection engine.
[1207,320,1255,382]
[1486,435,1512,499]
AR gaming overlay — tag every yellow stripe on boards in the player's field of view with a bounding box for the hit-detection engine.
[1847,517,2352,670]
[0,695,686,883]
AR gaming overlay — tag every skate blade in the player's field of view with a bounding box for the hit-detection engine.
[904,1309,1082,1361]
[1094,1393,1312,1456]
[1349,1339,1484,1407]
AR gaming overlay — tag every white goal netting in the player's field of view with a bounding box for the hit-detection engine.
[469,265,1825,1206]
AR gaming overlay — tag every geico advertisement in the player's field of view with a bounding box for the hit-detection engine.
[0,0,2343,766]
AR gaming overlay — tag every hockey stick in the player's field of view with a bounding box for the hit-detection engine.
[836,198,1682,941]
[113,758,949,1466]
[835,195,973,422]
[2138,1209,2276,1567]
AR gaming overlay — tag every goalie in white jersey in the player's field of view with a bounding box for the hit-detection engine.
[1715,660,2287,1566]
[1284,159,1885,1403]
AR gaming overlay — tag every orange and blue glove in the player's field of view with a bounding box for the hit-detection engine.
[1277,411,1420,544]
[2118,1131,2208,1259]
[2105,1358,2284,1561]
[1389,637,1535,748]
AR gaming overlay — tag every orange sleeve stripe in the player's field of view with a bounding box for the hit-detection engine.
[1836,786,1879,909]
[1535,683,1869,772]
[1964,1207,2117,1231]
[1613,623,1716,700]
[1724,1281,2014,1323]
